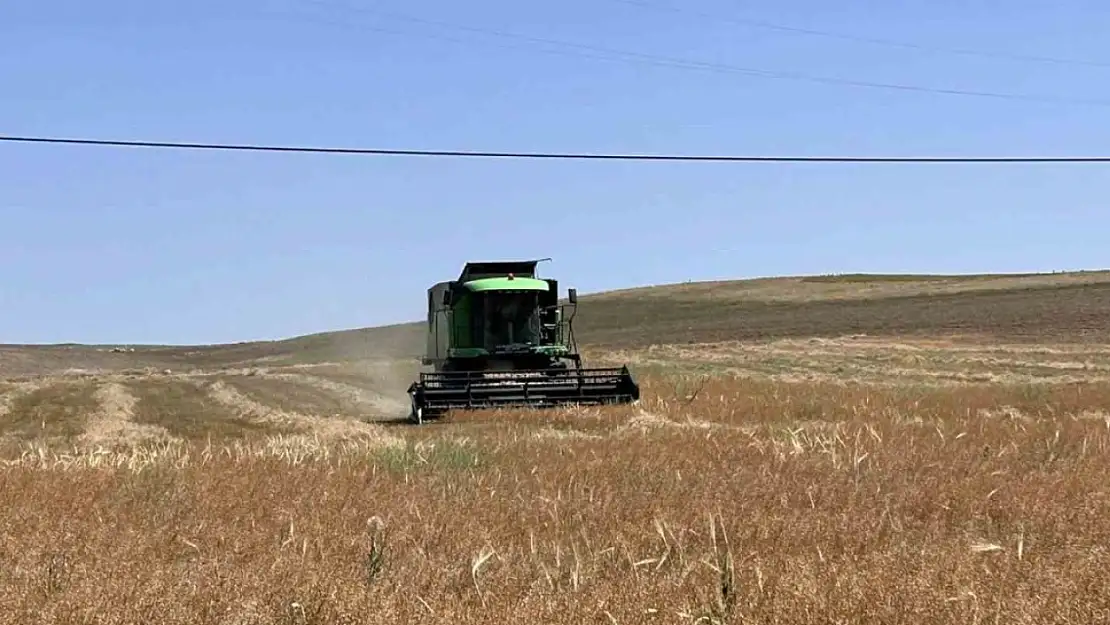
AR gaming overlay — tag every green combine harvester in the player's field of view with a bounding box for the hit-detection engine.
[406,259,640,423]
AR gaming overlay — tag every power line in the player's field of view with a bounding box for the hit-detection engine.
[3,134,1110,163]
[289,0,1110,108]
[611,0,1110,69]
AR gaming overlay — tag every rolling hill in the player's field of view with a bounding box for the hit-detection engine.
[2,269,1109,451]
[3,270,1110,377]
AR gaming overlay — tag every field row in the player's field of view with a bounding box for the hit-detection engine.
[0,366,411,451]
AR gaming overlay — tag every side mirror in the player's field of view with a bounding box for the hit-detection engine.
[442,290,451,306]
[568,288,577,304]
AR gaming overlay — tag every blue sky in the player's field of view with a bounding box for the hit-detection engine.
[2,0,1109,344]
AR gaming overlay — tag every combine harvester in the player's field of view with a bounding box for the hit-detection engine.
[406,259,640,423]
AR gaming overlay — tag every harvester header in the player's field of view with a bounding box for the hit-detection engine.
[406,259,639,423]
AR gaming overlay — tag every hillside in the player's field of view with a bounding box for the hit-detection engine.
[3,270,1108,377]
[577,270,1110,348]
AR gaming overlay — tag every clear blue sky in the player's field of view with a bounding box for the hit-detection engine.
[2,0,1108,345]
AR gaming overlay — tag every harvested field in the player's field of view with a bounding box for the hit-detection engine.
[575,280,1110,348]
[591,335,1110,386]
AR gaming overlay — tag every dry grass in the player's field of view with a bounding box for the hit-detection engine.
[3,369,1110,623]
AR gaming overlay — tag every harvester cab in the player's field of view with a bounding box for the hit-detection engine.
[406,259,640,423]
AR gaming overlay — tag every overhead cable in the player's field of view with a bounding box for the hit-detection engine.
[3,134,1109,163]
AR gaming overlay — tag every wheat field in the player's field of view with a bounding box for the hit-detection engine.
[4,337,1110,623]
